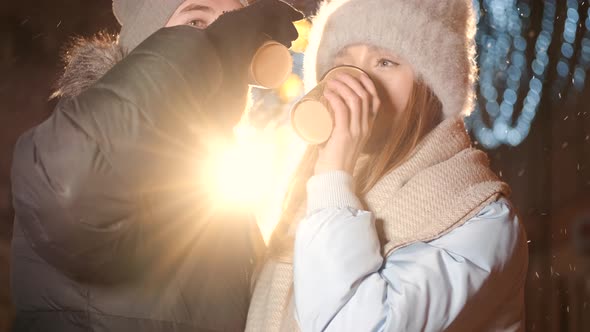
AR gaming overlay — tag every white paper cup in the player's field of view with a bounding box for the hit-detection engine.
[290,65,368,144]
[249,41,293,89]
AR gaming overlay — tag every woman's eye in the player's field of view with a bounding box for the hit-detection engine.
[187,20,207,29]
[377,59,397,67]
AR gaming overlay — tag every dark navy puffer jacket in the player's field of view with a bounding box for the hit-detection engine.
[10,26,262,332]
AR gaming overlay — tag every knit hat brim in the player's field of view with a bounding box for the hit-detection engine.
[113,0,185,53]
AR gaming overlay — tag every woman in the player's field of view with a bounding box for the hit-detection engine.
[246,0,528,331]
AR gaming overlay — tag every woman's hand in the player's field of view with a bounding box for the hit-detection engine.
[314,73,381,175]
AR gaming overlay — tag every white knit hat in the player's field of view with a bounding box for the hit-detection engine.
[113,0,185,52]
[303,0,478,118]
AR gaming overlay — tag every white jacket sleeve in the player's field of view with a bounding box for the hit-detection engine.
[293,171,528,332]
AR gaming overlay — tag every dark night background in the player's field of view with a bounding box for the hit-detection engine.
[1,0,589,331]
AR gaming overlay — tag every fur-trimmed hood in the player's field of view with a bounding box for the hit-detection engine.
[51,33,125,100]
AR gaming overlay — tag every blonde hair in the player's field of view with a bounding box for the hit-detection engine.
[267,79,443,261]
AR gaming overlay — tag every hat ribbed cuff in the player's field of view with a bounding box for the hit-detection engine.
[115,0,185,53]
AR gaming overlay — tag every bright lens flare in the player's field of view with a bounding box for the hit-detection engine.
[201,122,306,243]
[204,126,277,210]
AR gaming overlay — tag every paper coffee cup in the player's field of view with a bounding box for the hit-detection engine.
[249,41,293,89]
[290,65,368,144]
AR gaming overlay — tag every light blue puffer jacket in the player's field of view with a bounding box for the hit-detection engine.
[293,171,528,332]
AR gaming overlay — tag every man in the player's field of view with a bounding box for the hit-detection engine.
[10,0,302,331]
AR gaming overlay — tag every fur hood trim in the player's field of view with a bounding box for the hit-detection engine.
[51,33,125,99]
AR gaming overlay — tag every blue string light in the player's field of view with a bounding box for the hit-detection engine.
[551,0,579,98]
[572,6,590,91]
[468,0,589,149]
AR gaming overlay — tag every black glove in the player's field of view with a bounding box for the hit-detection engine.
[205,0,304,82]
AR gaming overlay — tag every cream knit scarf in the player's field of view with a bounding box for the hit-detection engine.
[246,118,510,332]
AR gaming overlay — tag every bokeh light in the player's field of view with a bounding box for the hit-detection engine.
[465,0,590,148]
[291,19,312,53]
[469,0,539,148]
[279,73,304,102]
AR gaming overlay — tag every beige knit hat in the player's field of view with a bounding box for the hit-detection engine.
[303,0,478,118]
[113,0,185,52]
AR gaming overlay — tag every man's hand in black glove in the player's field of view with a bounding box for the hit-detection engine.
[206,0,304,72]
